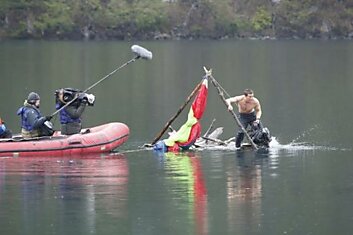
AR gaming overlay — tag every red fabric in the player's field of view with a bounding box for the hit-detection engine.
[169,78,208,151]
[191,81,208,120]
[190,155,208,235]
[168,143,180,152]
[178,122,201,148]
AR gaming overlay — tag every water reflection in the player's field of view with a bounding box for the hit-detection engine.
[155,151,208,235]
[231,151,266,199]
[0,153,129,234]
[225,151,269,233]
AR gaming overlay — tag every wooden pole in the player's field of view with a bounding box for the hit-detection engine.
[203,118,216,138]
[203,67,258,150]
[201,136,226,145]
[151,80,203,145]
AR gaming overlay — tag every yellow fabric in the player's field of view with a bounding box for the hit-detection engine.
[164,108,198,147]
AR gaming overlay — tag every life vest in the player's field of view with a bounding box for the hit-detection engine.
[0,124,6,135]
[56,103,81,124]
[17,105,41,131]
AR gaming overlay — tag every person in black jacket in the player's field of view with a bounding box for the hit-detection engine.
[17,92,53,138]
[55,88,95,135]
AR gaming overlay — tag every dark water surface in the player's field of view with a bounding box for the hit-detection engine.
[1,40,353,234]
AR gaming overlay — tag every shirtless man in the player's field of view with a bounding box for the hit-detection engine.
[226,89,262,148]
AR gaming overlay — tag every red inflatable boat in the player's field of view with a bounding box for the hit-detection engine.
[0,122,129,157]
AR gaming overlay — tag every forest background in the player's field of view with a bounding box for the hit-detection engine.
[1,0,353,40]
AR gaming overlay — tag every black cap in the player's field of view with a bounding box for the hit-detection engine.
[27,92,40,104]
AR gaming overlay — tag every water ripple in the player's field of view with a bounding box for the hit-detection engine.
[197,136,349,154]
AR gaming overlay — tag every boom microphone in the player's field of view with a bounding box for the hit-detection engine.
[51,45,152,118]
[131,45,153,60]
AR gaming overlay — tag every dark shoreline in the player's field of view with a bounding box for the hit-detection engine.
[2,1,353,42]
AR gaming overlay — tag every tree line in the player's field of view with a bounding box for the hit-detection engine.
[1,0,352,40]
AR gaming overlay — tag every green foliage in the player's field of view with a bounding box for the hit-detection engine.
[108,1,169,39]
[0,0,352,39]
[234,17,252,32]
[212,0,238,37]
[34,1,74,37]
[277,0,312,26]
[251,7,272,31]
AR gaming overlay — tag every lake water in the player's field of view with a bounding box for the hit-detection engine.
[1,40,353,234]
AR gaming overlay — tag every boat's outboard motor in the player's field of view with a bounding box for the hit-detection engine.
[249,122,272,147]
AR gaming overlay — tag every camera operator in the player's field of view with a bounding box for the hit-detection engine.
[55,88,95,135]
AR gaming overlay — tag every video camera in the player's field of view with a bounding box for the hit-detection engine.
[55,88,95,106]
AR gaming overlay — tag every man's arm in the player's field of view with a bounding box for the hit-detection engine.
[65,103,86,119]
[254,99,262,122]
[226,95,242,111]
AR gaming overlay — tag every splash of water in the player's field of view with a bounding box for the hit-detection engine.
[198,136,341,152]
[289,125,319,144]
